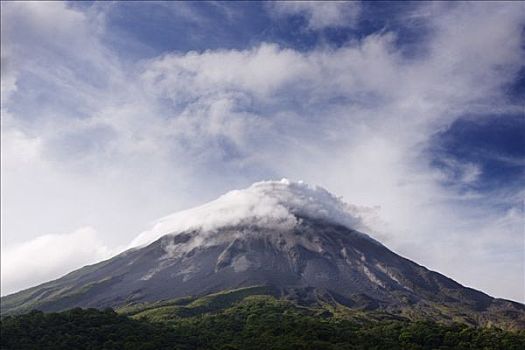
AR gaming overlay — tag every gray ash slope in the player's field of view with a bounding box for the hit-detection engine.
[2,180,523,329]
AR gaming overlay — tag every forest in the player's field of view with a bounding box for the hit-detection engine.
[2,296,524,350]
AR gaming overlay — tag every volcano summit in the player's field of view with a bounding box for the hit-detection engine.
[2,180,523,329]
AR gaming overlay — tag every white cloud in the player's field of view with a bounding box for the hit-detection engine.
[1,227,112,296]
[268,1,361,30]
[142,43,306,100]
[434,157,482,185]
[130,179,376,248]
[1,1,524,302]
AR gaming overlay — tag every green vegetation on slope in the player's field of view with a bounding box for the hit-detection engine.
[2,295,525,350]
[117,285,281,321]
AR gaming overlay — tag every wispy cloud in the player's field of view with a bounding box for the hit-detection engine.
[267,1,361,30]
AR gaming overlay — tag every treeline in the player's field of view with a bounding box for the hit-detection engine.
[0,308,176,350]
[1,298,525,350]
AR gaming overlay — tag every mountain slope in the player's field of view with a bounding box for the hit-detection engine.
[2,180,524,329]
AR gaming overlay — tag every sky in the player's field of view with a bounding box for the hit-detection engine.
[1,1,524,302]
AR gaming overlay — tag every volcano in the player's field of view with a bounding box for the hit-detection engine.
[2,179,523,328]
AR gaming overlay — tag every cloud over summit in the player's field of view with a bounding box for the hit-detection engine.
[131,179,377,248]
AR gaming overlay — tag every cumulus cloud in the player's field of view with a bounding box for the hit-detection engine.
[268,1,361,30]
[1,1,524,301]
[130,179,377,248]
[1,227,112,296]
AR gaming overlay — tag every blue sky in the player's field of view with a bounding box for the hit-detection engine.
[1,1,524,302]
